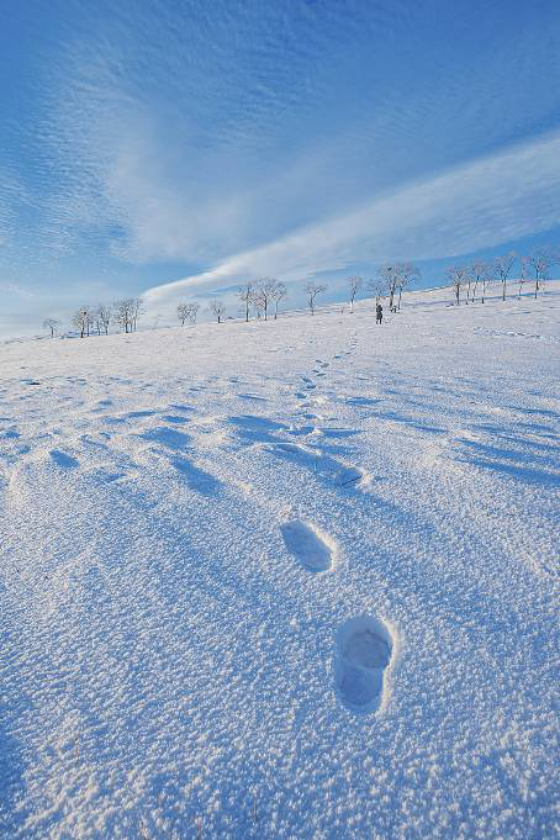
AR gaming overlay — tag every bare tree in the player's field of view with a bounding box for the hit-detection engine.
[272,282,287,319]
[187,302,200,324]
[396,263,420,310]
[91,307,103,335]
[209,299,226,323]
[94,304,112,335]
[43,318,59,338]
[254,297,264,319]
[72,306,91,338]
[131,297,144,332]
[464,267,472,304]
[254,277,279,321]
[480,266,493,304]
[469,261,489,303]
[114,298,134,333]
[347,276,363,313]
[304,282,327,315]
[177,303,190,326]
[367,278,384,306]
[446,266,469,306]
[526,248,552,299]
[377,265,400,311]
[493,252,516,302]
[518,257,529,300]
[236,282,255,322]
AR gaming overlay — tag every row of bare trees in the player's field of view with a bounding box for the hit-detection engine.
[182,278,328,325]
[43,248,553,338]
[176,302,200,326]
[43,298,145,339]
[235,277,288,321]
[446,248,556,305]
[345,263,421,313]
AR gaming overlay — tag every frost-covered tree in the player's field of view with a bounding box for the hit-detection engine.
[304,282,326,315]
[396,263,420,310]
[518,257,529,300]
[72,306,91,338]
[114,298,134,333]
[209,299,226,323]
[469,261,490,303]
[113,298,142,333]
[367,278,384,306]
[272,281,287,319]
[377,265,399,310]
[480,266,493,304]
[493,253,516,301]
[236,282,255,322]
[177,303,190,326]
[446,266,469,306]
[93,304,112,335]
[187,302,200,324]
[131,297,144,332]
[43,318,59,338]
[347,276,363,313]
[526,248,553,299]
[254,277,279,321]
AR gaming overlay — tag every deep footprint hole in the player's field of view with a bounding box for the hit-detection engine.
[335,615,395,714]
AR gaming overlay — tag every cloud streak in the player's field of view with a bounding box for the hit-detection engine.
[144,131,560,310]
[3,0,560,336]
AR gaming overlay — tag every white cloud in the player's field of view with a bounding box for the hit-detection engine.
[143,131,560,311]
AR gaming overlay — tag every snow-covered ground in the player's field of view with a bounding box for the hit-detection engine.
[1,286,559,838]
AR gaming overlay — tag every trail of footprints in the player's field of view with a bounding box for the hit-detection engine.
[277,344,394,715]
[5,343,396,715]
[280,520,335,573]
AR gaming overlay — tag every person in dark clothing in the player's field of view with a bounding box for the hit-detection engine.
[376,303,383,324]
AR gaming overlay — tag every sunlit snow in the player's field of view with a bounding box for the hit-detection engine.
[1,286,558,838]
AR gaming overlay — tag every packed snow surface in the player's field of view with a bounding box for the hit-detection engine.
[1,287,559,838]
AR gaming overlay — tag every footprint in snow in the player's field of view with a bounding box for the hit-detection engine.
[334,615,394,714]
[139,427,190,450]
[160,414,190,425]
[171,457,221,496]
[280,520,335,572]
[50,450,79,469]
[125,410,157,420]
[268,442,367,489]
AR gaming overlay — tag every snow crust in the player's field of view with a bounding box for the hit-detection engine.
[1,286,559,838]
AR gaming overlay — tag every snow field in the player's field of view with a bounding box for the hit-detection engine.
[0,285,559,838]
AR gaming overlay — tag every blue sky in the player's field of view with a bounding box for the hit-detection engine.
[1,0,560,334]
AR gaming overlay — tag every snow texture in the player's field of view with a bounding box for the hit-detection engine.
[0,285,559,838]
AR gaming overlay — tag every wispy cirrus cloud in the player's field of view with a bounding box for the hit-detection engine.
[2,0,560,336]
[17,0,560,269]
[143,130,560,311]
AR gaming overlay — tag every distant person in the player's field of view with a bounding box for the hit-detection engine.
[376,303,383,324]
